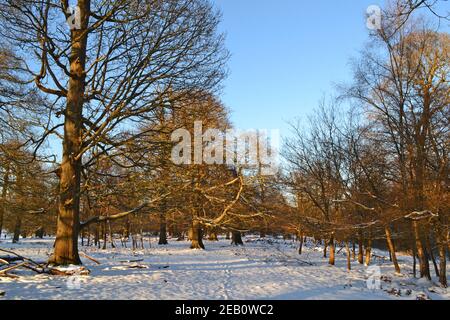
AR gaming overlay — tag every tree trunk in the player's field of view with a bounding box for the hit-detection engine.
[225,232,231,240]
[358,234,364,264]
[385,226,401,274]
[412,237,417,278]
[158,214,168,245]
[352,241,356,261]
[365,237,372,266]
[298,232,304,255]
[323,240,328,258]
[94,225,100,248]
[50,0,90,266]
[208,228,219,241]
[12,216,21,243]
[413,221,431,280]
[190,219,205,249]
[436,231,447,287]
[231,231,244,246]
[102,222,107,250]
[328,236,335,266]
[426,234,439,278]
[35,227,45,239]
[346,241,351,271]
[0,163,10,239]
[108,221,115,248]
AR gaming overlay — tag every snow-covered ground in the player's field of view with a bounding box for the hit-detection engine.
[0,235,448,300]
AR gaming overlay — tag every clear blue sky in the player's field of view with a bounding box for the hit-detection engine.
[213,0,448,137]
[214,0,380,135]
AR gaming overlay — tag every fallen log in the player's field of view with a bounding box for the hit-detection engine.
[48,266,90,276]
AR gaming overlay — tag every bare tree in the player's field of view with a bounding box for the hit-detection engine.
[0,0,228,265]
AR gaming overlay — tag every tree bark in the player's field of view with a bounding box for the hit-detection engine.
[413,221,431,280]
[385,226,401,274]
[231,231,244,246]
[102,222,107,250]
[298,232,304,255]
[12,216,21,243]
[365,237,372,266]
[190,219,205,249]
[352,241,356,261]
[358,234,364,264]
[158,214,168,245]
[50,0,90,266]
[436,231,447,287]
[426,234,439,278]
[108,221,115,248]
[328,236,335,266]
[346,241,351,271]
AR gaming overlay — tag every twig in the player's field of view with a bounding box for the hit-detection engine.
[80,252,101,265]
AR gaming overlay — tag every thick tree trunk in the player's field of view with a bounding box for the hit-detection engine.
[50,0,90,266]
[190,219,205,249]
[413,221,431,280]
[385,226,401,274]
[323,240,328,258]
[158,214,168,245]
[231,231,244,246]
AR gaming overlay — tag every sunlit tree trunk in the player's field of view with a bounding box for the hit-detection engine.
[190,219,205,249]
[365,235,372,266]
[50,0,90,265]
[385,226,401,274]
[328,236,335,266]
